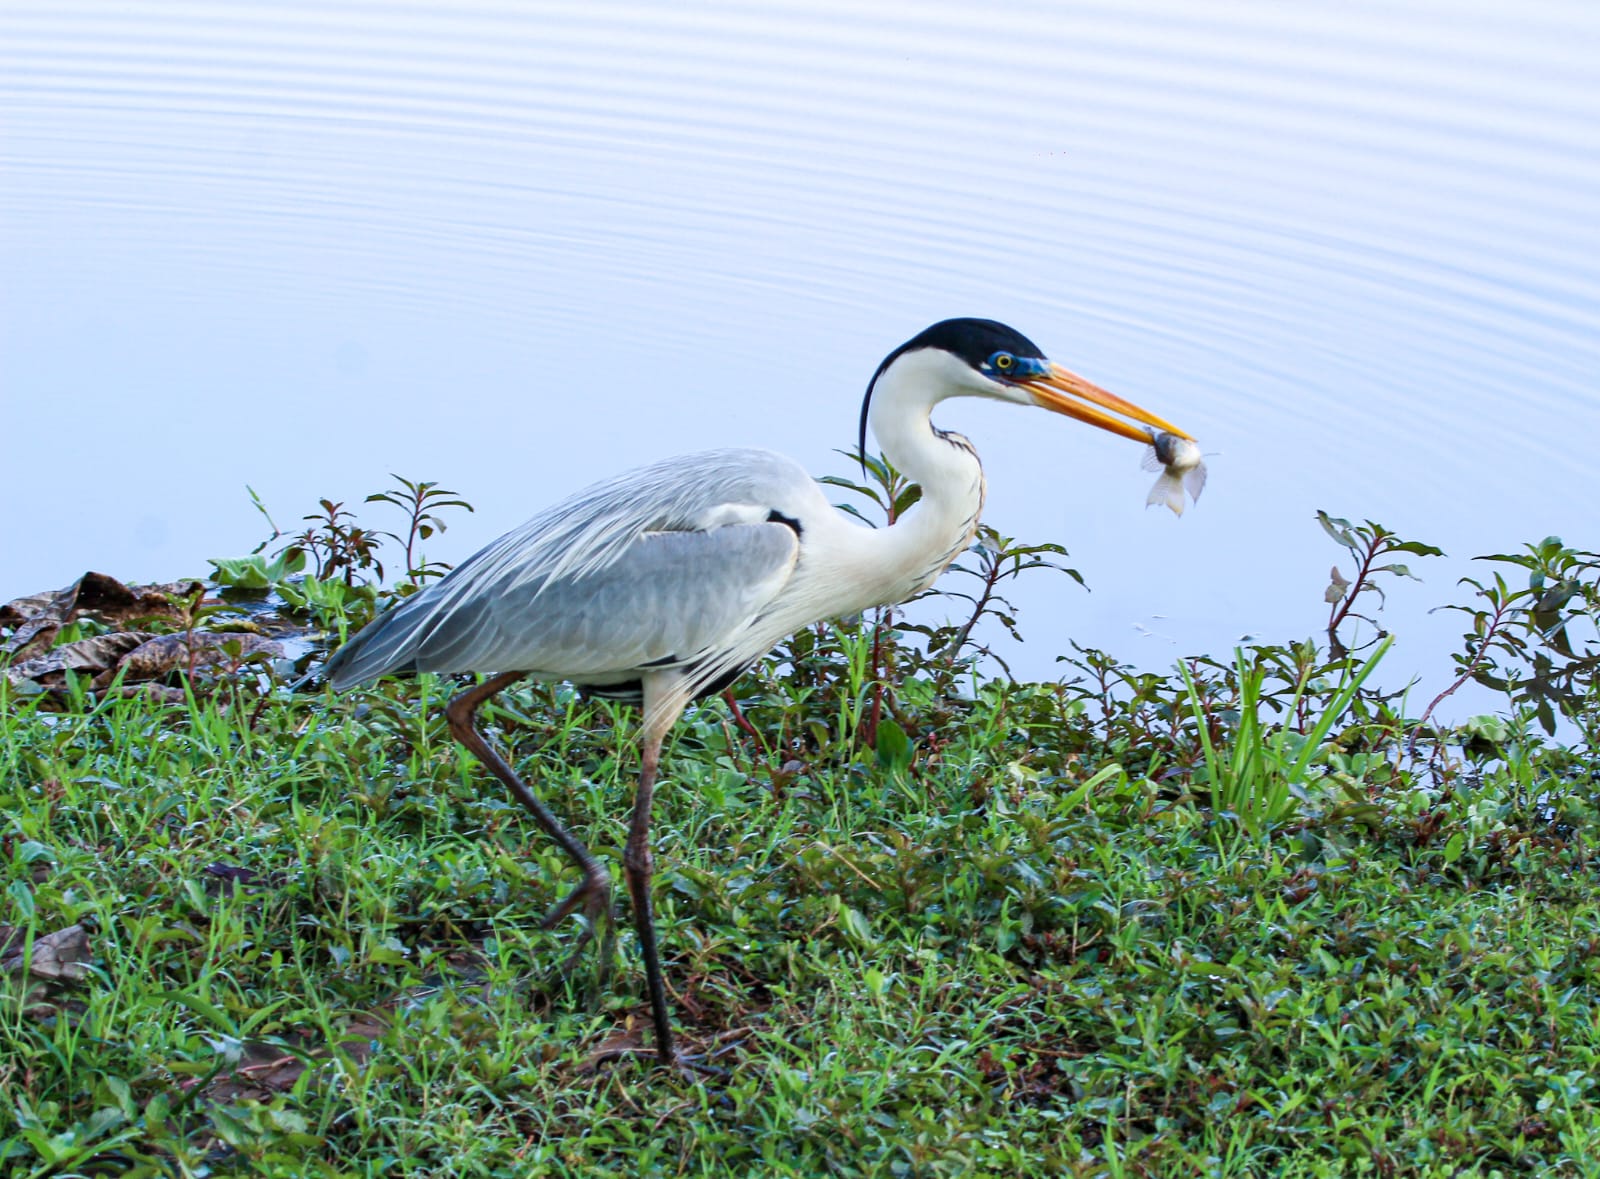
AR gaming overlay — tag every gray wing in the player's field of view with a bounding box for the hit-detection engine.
[395,525,798,679]
[321,448,815,688]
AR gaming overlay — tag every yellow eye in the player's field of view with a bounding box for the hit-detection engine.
[994,353,1013,370]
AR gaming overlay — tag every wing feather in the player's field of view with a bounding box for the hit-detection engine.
[322,448,816,688]
[409,525,798,677]
[476,447,813,594]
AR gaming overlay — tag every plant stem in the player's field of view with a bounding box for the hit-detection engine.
[1407,595,1514,758]
[1328,536,1380,656]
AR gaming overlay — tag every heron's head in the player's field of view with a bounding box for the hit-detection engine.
[859,317,1192,461]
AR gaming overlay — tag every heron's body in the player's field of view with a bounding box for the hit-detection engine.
[320,319,1194,1068]
[324,446,970,705]
[323,348,997,725]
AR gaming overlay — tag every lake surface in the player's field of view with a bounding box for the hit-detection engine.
[4,0,1598,705]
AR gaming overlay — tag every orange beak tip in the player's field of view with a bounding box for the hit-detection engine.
[1032,364,1192,444]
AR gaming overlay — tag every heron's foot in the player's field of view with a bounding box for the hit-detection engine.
[659,1048,731,1080]
[538,870,616,1000]
[575,1016,744,1081]
[582,1040,732,1081]
[654,1025,747,1079]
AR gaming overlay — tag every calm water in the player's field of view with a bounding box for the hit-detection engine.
[4,0,1598,703]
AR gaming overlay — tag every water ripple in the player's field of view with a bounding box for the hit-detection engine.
[3,0,1597,685]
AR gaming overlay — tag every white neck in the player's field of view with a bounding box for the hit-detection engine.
[840,349,990,606]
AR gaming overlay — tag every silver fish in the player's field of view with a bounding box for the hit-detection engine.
[1142,431,1207,516]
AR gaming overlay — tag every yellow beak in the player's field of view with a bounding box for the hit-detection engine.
[1023,362,1193,444]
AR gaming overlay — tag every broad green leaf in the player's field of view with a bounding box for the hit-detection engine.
[7,879,35,918]
[875,719,912,771]
[164,990,236,1032]
[1315,511,1356,549]
[1389,540,1445,557]
[1442,832,1465,864]
[840,905,875,947]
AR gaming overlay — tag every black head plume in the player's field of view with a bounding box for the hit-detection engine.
[858,318,1046,469]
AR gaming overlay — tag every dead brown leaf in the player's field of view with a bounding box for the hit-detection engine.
[4,631,157,688]
[100,632,283,686]
[578,1019,647,1071]
[0,571,203,660]
[336,1011,389,1066]
[191,1040,313,1104]
[1,923,92,982]
[194,1011,390,1105]
[4,628,282,693]
[2,924,93,1022]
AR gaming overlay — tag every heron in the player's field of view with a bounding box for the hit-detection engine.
[318,317,1193,1068]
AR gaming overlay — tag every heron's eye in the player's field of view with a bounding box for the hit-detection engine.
[990,351,1015,373]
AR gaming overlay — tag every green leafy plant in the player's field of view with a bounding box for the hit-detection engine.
[1422,536,1600,740]
[819,451,923,746]
[208,476,476,616]
[287,497,387,585]
[818,449,923,529]
[1179,638,1392,833]
[207,548,307,591]
[1317,511,1443,657]
[276,573,380,641]
[816,451,1086,746]
[366,474,475,589]
[904,524,1083,685]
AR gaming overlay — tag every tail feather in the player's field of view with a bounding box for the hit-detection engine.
[317,595,433,689]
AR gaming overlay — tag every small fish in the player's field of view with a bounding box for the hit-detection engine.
[1142,431,1207,516]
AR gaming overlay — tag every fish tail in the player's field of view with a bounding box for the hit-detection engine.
[1146,473,1184,516]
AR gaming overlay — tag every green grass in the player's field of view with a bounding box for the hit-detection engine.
[3,663,1599,1178]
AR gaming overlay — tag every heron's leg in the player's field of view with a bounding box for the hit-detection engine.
[445,673,615,980]
[622,724,675,1064]
[720,689,765,749]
